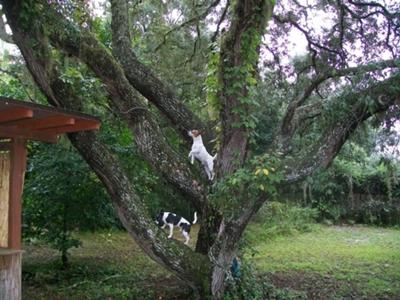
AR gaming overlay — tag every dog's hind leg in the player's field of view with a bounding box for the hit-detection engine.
[207,161,215,180]
[188,152,195,164]
[182,231,190,245]
[205,165,212,180]
[168,224,174,238]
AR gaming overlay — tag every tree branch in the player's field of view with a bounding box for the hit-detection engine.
[211,0,230,43]
[110,0,210,143]
[278,59,400,153]
[284,73,400,183]
[0,9,13,43]
[154,0,221,51]
[347,0,397,18]
[273,14,344,60]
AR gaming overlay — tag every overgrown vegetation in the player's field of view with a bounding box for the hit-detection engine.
[249,201,319,240]
[285,141,400,226]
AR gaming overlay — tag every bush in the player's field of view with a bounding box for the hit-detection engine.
[224,261,306,300]
[251,201,318,239]
[23,142,121,267]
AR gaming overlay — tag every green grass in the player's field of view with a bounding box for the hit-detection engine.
[22,225,400,299]
[246,224,400,299]
[22,229,194,300]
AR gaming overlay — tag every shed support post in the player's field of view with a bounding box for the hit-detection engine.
[8,138,27,249]
[0,250,22,300]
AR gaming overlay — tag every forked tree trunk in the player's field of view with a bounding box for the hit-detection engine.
[209,196,265,299]
[211,222,241,299]
[195,206,222,255]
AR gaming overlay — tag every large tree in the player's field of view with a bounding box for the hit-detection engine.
[1,0,399,298]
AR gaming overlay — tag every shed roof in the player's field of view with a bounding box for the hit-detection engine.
[0,97,100,143]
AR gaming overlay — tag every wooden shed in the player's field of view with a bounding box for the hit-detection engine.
[0,97,100,299]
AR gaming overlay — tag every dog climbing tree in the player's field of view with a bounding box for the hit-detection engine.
[0,97,100,300]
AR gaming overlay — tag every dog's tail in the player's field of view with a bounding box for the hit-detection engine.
[213,153,217,161]
[192,212,197,224]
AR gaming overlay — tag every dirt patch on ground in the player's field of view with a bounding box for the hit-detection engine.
[264,270,362,299]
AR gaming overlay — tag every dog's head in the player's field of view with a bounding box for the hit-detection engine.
[188,129,201,138]
[155,212,164,227]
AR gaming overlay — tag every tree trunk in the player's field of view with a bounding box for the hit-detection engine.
[61,203,69,269]
[210,2,275,297]
[210,196,266,298]
[210,221,241,299]
[195,206,222,255]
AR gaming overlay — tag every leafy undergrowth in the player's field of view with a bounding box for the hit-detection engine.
[246,224,400,299]
[22,225,400,299]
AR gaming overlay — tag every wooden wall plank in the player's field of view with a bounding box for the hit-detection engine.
[0,152,10,248]
[0,251,22,300]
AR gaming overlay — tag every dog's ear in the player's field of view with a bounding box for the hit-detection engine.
[192,129,201,137]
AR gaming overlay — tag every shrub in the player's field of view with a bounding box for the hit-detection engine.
[224,261,306,300]
[252,201,318,239]
[23,142,120,267]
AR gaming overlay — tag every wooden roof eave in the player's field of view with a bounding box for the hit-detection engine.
[0,98,101,143]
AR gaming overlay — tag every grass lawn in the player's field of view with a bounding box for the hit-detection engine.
[22,225,400,299]
[22,228,195,300]
[246,224,400,299]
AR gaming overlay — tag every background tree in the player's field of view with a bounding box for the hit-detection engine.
[0,0,399,298]
[23,141,117,268]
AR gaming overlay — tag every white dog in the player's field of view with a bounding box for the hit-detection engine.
[188,129,217,180]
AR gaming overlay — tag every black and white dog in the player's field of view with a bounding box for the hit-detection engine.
[155,212,197,245]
